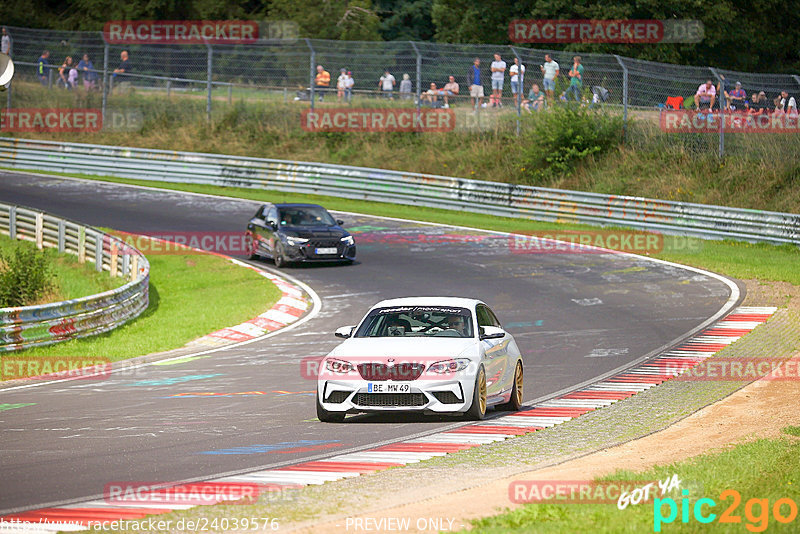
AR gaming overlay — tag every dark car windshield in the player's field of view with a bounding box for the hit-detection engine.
[354,306,474,338]
[279,206,336,227]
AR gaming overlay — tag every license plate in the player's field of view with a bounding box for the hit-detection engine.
[367,383,411,393]
[315,247,338,255]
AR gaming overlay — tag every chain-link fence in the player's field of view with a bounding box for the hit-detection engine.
[3,24,800,155]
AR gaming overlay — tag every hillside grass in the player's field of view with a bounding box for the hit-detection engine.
[4,79,799,214]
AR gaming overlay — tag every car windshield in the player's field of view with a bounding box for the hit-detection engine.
[279,206,336,227]
[354,306,473,338]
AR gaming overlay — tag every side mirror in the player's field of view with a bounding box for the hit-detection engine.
[336,219,344,226]
[480,326,505,340]
[249,217,265,228]
[268,221,278,230]
[334,326,355,339]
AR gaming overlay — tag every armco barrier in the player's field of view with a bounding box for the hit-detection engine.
[0,138,798,245]
[0,201,149,352]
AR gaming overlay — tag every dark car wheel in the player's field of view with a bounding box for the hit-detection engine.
[247,236,261,260]
[273,243,290,268]
[316,398,346,423]
[465,365,487,420]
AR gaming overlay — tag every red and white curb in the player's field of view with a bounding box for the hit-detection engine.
[186,260,310,348]
[0,306,776,532]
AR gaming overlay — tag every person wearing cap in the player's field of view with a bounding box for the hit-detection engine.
[337,68,348,102]
[728,81,746,111]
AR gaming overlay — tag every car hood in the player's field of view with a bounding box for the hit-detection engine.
[329,336,477,361]
[283,225,347,238]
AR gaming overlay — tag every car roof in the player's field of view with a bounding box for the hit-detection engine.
[274,203,326,209]
[369,297,485,311]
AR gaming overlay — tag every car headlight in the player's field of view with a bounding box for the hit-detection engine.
[285,236,309,246]
[427,358,471,374]
[325,358,355,374]
[340,235,354,246]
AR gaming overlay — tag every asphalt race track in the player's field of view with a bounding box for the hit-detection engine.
[0,171,739,513]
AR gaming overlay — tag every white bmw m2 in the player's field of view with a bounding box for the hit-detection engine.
[316,297,524,422]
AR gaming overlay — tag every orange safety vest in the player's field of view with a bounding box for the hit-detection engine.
[315,70,330,87]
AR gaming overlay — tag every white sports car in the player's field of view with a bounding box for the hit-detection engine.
[316,297,524,422]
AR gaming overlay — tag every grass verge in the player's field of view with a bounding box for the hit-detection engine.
[465,429,800,533]
[0,233,124,304]
[1,234,282,367]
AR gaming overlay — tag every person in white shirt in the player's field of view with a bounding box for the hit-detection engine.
[509,57,525,105]
[1,27,10,56]
[540,54,559,104]
[345,71,354,103]
[337,68,348,102]
[379,70,396,100]
[773,90,798,116]
[490,53,506,107]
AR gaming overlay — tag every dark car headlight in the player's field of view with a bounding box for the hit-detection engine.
[285,236,309,246]
[340,235,355,246]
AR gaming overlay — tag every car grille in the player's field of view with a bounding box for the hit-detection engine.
[357,363,425,381]
[432,391,462,404]
[325,390,350,404]
[354,393,427,407]
[309,239,340,248]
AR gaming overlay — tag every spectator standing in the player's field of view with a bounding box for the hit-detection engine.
[565,56,584,102]
[314,64,330,101]
[399,73,412,100]
[694,79,716,110]
[490,53,506,107]
[540,54,559,104]
[468,57,483,109]
[1,27,11,56]
[509,57,525,105]
[37,50,50,86]
[345,71,354,103]
[58,56,74,90]
[523,83,546,112]
[379,69,395,99]
[336,68,347,102]
[442,75,459,108]
[77,53,97,90]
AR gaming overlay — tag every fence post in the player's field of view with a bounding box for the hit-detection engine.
[613,55,628,143]
[9,206,16,240]
[510,46,523,136]
[166,80,171,98]
[102,43,109,124]
[95,233,103,272]
[206,43,213,122]
[228,83,232,104]
[306,39,315,112]
[5,78,10,112]
[793,75,800,92]
[58,220,65,252]
[409,41,421,116]
[35,213,43,249]
[710,67,724,158]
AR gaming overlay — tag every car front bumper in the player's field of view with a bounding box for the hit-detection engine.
[318,377,474,414]
[285,242,356,262]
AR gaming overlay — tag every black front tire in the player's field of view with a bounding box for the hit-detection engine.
[316,398,346,423]
[273,243,289,268]
[465,366,487,420]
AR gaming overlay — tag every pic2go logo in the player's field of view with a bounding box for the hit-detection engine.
[654,489,798,532]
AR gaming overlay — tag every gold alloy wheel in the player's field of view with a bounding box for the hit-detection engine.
[478,369,487,415]
[514,362,524,405]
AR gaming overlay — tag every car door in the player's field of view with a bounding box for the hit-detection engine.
[484,305,519,394]
[477,304,508,397]
[247,205,270,255]
[264,205,280,257]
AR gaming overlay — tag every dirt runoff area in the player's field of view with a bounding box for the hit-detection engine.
[292,280,800,533]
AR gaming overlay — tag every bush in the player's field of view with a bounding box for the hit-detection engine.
[0,245,55,307]
[519,106,625,183]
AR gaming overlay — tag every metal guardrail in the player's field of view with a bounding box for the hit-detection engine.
[0,137,798,246]
[0,199,149,352]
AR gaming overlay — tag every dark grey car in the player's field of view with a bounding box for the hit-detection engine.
[246,203,356,268]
